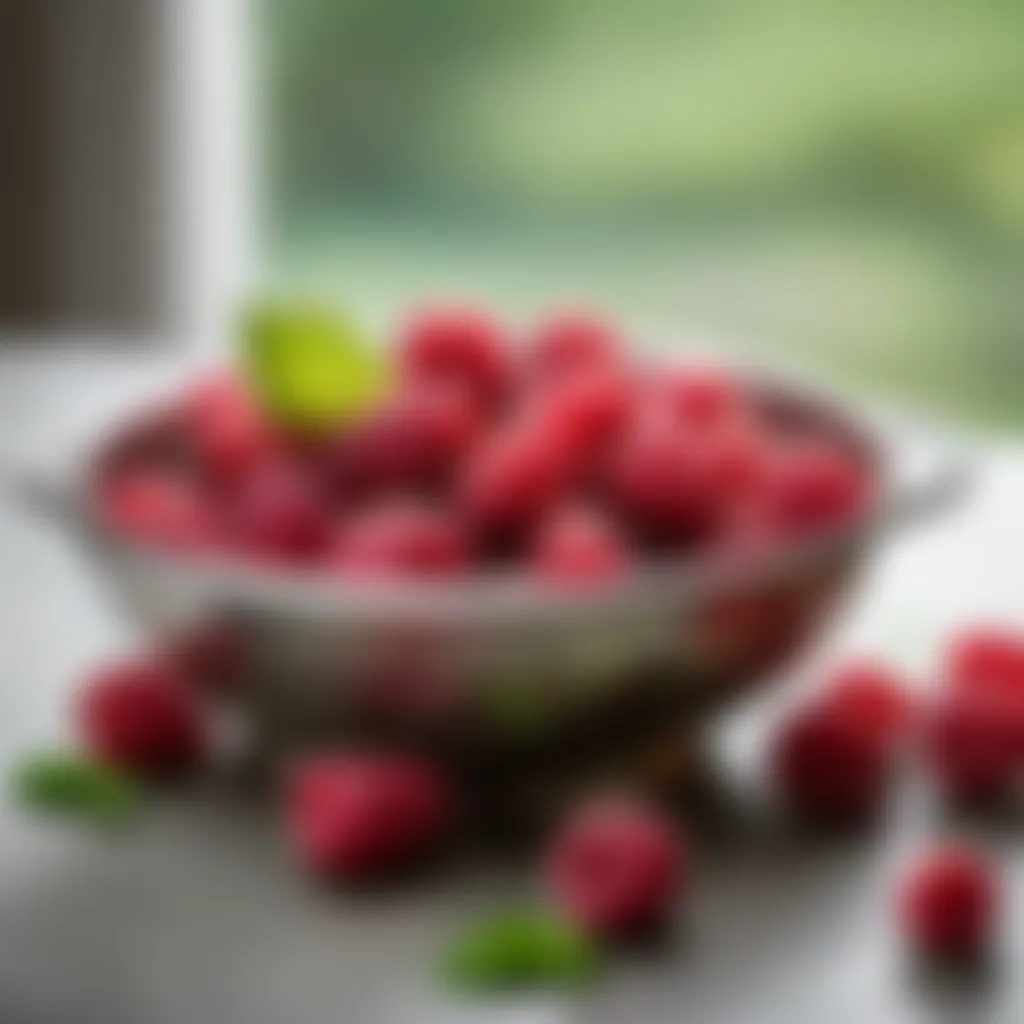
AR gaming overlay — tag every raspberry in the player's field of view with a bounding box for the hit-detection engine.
[328,382,481,497]
[771,700,890,825]
[101,470,219,552]
[605,422,718,544]
[398,304,508,404]
[546,799,684,937]
[757,443,866,536]
[922,691,1020,804]
[530,369,633,463]
[284,754,454,879]
[331,502,467,578]
[232,461,330,562]
[190,399,273,491]
[460,425,569,543]
[823,660,915,750]
[529,309,620,382]
[899,845,997,958]
[75,659,205,777]
[530,506,628,586]
[659,364,740,431]
[945,626,1024,698]
[179,370,251,425]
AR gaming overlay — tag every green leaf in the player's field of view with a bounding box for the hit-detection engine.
[441,908,600,993]
[240,299,389,433]
[13,752,143,827]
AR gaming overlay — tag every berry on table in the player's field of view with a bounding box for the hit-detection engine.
[922,691,1021,805]
[75,659,205,778]
[898,844,997,959]
[771,699,890,825]
[546,798,684,937]
[945,625,1024,698]
[284,753,454,880]
[822,660,916,751]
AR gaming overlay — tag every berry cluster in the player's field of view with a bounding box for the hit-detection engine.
[98,304,869,584]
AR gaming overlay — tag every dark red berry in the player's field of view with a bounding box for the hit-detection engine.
[460,424,569,542]
[945,626,1024,698]
[546,799,684,937]
[328,382,481,496]
[76,659,205,777]
[530,506,628,586]
[771,700,889,825]
[330,502,467,578]
[605,422,718,544]
[899,845,997,958]
[398,304,508,403]
[757,443,866,536]
[232,461,329,562]
[101,471,219,552]
[284,754,454,879]
[529,309,620,382]
[824,660,915,750]
[922,691,1020,805]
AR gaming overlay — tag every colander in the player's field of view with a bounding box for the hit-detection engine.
[6,364,966,777]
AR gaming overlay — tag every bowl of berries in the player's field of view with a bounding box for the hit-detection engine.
[23,302,965,777]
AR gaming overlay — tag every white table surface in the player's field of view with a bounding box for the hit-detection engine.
[0,345,1022,1024]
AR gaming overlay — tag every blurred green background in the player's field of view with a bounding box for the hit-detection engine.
[260,0,1024,425]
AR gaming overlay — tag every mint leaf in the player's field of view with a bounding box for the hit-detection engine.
[240,299,389,433]
[13,752,143,827]
[441,908,600,992]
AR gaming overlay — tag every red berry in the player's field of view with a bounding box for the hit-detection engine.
[605,422,719,544]
[659,363,740,431]
[899,845,997,958]
[945,626,1024,698]
[460,425,569,542]
[232,461,329,562]
[771,701,890,825]
[546,799,684,937]
[101,471,219,552]
[530,506,628,586]
[758,442,866,536]
[186,384,273,488]
[923,691,1020,804]
[529,309,620,382]
[284,754,453,879]
[328,382,481,496]
[530,369,633,462]
[76,659,205,777]
[398,304,508,403]
[179,370,251,425]
[330,502,467,578]
[824,660,915,750]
